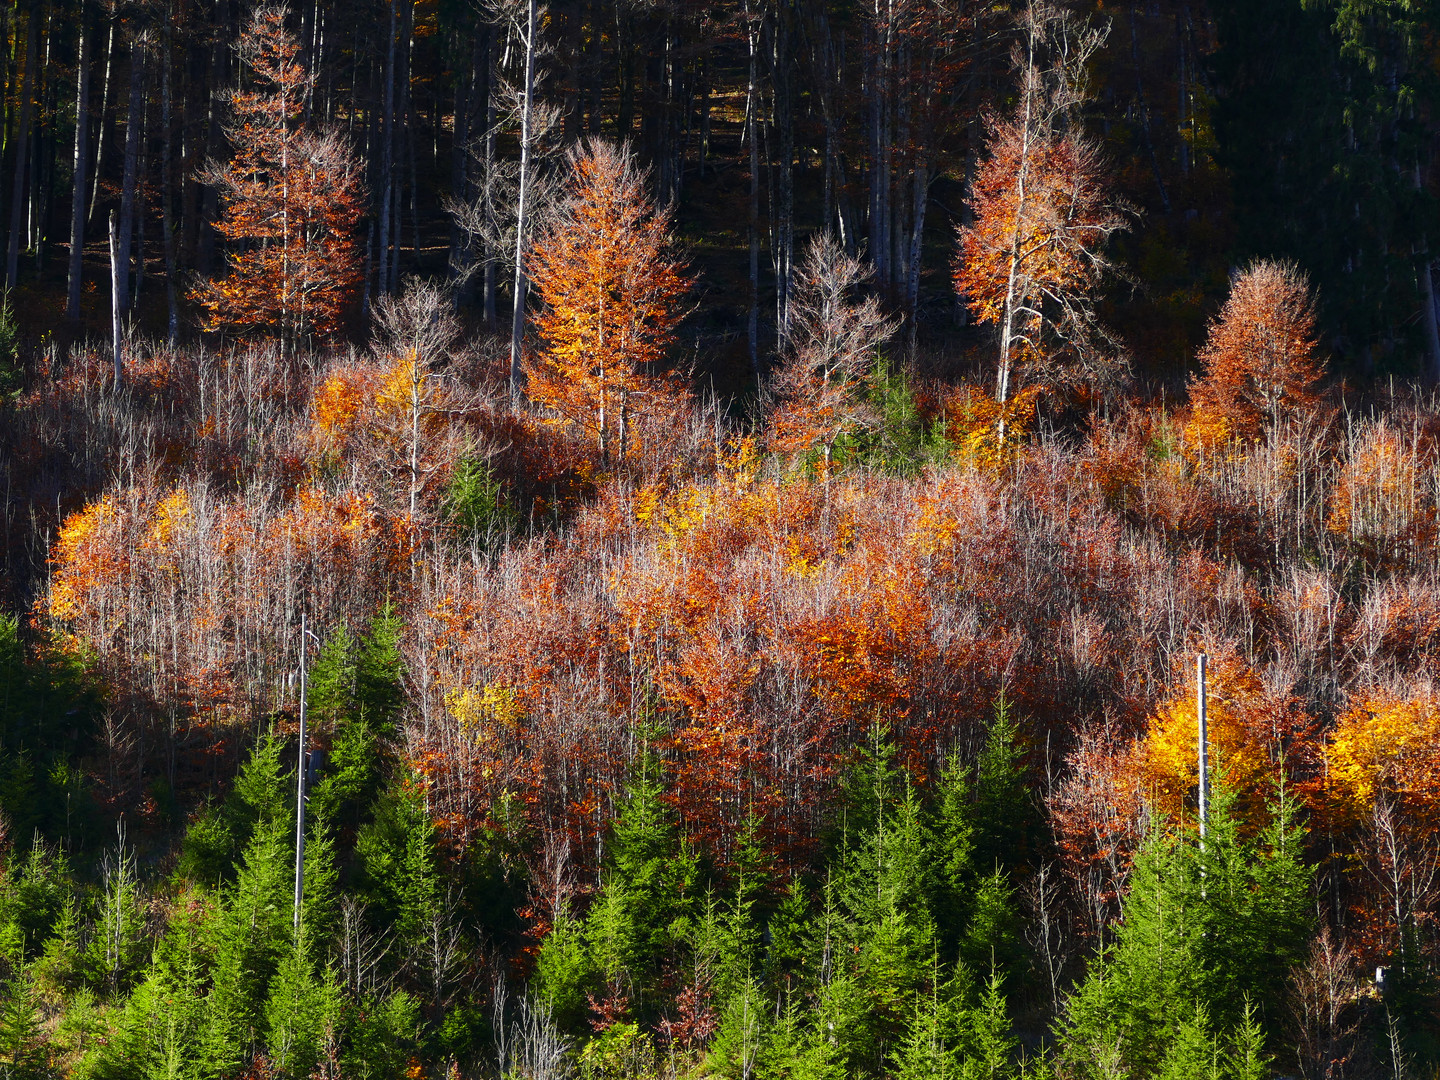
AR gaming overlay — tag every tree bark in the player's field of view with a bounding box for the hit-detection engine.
[1419,255,1440,383]
[447,22,475,289]
[66,2,91,323]
[108,209,121,385]
[1129,3,1170,212]
[509,0,538,405]
[88,5,115,226]
[160,12,178,344]
[377,0,397,296]
[33,6,55,270]
[5,0,40,285]
[482,24,496,325]
[745,0,759,375]
[115,31,145,317]
[396,0,416,288]
[906,151,930,354]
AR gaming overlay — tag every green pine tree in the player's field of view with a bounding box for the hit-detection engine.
[581,735,696,1025]
[1060,779,1313,1079]
[355,605,405,735]
[264,937,341,1079]
[306,626,357,731]
[200,815,295,1078]
[970,696,1035,877]
[0,959,44,1078]
[1154,1004,1219,1080]
[532,907,598,1033]
[86,830,148,996]
[957,971,1020,1080]
[1224,999,1272,1080]
[342,989,418,1080]
[957,870,1025,997]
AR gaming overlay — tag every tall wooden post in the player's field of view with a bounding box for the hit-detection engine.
[1197,652,1208,841]
[294,612,309,936]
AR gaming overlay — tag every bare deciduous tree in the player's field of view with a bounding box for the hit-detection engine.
[372,279,463,520]
[1289,926,1362,1080]
[767,233,895,472]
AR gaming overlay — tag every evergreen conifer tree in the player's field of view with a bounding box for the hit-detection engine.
[928,747,978,951]
[264,936,341,1079]
[201,815,295,1077]
[1060,780,1313,1079]
[0,959,43,1076]
[306,627,357,731]
[355,606,405,735]
[1154,1005,1220,1080]
[970,696,1036,877]
[342,990,419,1080]
[957,971,1022,1080]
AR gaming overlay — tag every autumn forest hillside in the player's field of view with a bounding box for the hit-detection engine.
[0,0,1436,1076]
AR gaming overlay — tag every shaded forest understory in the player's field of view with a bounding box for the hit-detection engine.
[0,0,1439,1075]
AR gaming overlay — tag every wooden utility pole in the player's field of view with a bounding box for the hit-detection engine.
[294,612,311,936]
[1197,652,1209,841]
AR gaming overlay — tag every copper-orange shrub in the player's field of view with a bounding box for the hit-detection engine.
[526,142,692,468]
[1189,260,1324,443]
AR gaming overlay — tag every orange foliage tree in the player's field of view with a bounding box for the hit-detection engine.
[1139,648,1317,824]
[526,142,692,467]
[191,6,365,348]
[1189,260,1325,443]
[954,2,1126,435]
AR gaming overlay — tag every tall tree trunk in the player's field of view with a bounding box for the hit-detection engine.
[588,0,602,135]
[745,0,759,375]
[66,1,91,322]
[377,0,397,296]
[995,22,1043,444]
[774,18,793,339]
[5,0,40,285]
[395,0,415,288]
[905,150,929,354]
[1129,3,1169,212]
[160,11,178,343]
[115,33,144,315]
[33,7,55,270]
[88,5,114,225]
[1176,5,1190,178]
[1416,172,1440,382]
[482,24,497,325]
[108,208,121,384]
[447,23,474,289]
[509,0,538,404]
[1422,260,1440,382]
[196,12,226,278]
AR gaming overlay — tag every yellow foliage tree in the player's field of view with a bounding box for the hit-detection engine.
[1141,651,1313,825]
[1326,695,1440,823]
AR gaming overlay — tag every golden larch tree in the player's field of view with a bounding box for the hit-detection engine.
[526,142,691,466]
[192,6,365,347]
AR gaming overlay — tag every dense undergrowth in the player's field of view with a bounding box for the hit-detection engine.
[0,326,1436,1079]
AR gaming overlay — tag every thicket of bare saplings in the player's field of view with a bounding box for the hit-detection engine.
[0,259,1436,1076]
[0,0,1436,1073]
